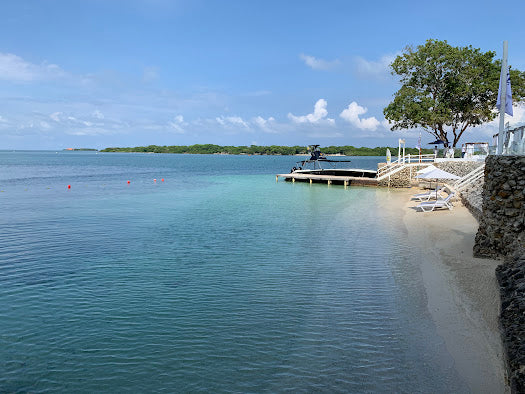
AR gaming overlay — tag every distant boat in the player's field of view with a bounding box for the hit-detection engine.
[289,145,376,178]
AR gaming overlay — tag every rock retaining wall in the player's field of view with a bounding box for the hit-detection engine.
[496,248,525,393]
[459,183,483,220]
[474,156,525,258]
[377,160,484,188]
[377,163,414,187]
[434,160,482,178]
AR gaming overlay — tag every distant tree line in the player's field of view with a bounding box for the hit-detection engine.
[100,144,434,156]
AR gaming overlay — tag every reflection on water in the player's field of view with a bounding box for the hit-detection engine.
[0,152,466,392]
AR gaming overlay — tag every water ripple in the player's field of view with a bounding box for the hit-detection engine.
[0,153,466,393]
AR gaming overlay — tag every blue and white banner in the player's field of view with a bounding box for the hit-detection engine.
[497,67,513,116]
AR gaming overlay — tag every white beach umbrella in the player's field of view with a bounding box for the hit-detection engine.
[415,168,460,180]
[416,165,437,175]
[415,167,460,190]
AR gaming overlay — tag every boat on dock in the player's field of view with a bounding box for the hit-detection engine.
[277,145,378,186]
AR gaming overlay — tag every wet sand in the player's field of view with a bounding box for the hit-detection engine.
[384,188,507,393]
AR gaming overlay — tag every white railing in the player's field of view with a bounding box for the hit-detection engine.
[376,161,403,179]
[376,154,435,181]
[453,164,485,192]
[403,153,436,163]
[492,124,525,155]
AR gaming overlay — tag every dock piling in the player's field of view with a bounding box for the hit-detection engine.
[275,173,378,187]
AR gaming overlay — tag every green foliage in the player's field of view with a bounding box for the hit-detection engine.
[383,39,525,147]
[100,144,433,156]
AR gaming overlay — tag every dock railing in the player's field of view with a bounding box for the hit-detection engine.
[453,164,485,192]
[376,154,435,180]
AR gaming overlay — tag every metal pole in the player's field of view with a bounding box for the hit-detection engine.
[498,40,508,155]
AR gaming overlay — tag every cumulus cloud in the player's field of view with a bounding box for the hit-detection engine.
[468,104,525,140]
[253,116,278,133]
[354,54,397,79]
[168,114,186,133]
[0,52,66,82]
[340,102,381,131]
[215,115,250,129]
[40,110,117,135]
[288,99,335,124]
[253,116,274,127]
[300,54,340,71]
[49,112,62,122]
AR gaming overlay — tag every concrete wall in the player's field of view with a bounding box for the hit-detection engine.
[474,156,525,258]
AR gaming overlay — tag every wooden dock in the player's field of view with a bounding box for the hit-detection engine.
[276,173,379,187]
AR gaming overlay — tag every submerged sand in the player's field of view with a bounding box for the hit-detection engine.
[380,188,507,393]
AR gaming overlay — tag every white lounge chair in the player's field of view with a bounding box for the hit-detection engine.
[412,186,447,202]
[417,192,455,212]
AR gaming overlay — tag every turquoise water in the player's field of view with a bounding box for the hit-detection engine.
[0,152,467,392]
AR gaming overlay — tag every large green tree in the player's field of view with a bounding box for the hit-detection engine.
[384,39,525,147]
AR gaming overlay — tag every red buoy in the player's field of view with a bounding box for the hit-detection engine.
[154,179,157,182]
[127,180,130,184]
[67,184,71,189]
[161,178,164,182]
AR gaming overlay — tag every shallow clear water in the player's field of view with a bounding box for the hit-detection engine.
[0,151,467,392]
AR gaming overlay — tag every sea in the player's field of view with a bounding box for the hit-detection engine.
[0,151,468,392]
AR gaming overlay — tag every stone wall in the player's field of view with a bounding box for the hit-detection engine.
[377,160,484,188]
[459,183,483,220]
[474,155,525,258]
[434,160,483,178]
[433,162,485,215]
[377,163,412,187]
[439,161,486,219]
[495,247,525,393]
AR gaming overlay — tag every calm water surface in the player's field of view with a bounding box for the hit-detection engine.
[0,151,467,392]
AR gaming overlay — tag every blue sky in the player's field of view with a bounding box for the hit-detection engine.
[1,0,525,150]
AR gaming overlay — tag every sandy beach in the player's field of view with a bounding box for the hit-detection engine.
[381,188,507,393]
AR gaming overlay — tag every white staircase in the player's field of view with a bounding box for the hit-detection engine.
[453,164,485,192]
[376,154,435,181]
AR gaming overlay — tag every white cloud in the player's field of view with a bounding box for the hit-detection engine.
[215,115,250,129]
[300,54,340,71]
[0,115,8,130]
[468,104,525,140]
[92,110,104,119]
[307,131,344,138]
[253,116,274,128]
[65,128,111,136]
[340,102,381,131]
[381,119,392,130]
[354,54,396,79]
[40,121,51,130]
[168,114,186,133]
[0,52,66,82]
[242,90,271,97]
[49,112,62,122]
[253,116,278,133]
[288,99,335,124]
